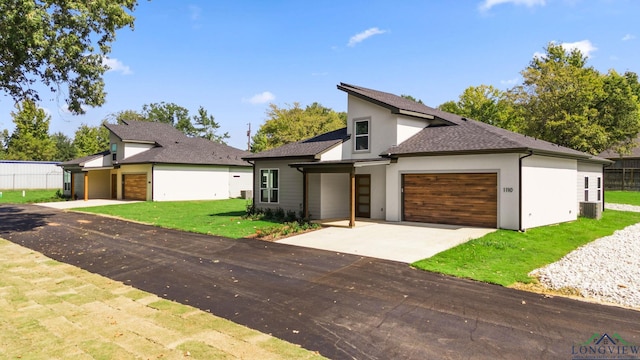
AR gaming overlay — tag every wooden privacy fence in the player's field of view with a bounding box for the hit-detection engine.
[604,168,640,191]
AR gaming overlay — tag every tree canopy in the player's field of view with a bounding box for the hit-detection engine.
[0,0,138,114]
[4,100,56,160]
[251,102,347,152]
[439,43,640,155]
[73,123,110,158]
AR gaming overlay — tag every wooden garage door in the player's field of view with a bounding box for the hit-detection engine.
[402,173,497,228]
[123,174,147,201]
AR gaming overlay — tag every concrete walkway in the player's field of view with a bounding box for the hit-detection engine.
[278,220,496,263]
[36,199,140,209]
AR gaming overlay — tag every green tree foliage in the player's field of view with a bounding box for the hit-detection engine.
[51,132,75,161]
[192,106,229,144]
[111,109,146,123]
[73,123,110,157]
[401,94,424,104]
[4,100,56,160]
[0,129,9,159]
[142,102,195,136]
[439,43,640,155]
[0,0,137,114]
[251,102,347,153]
[438,85,523,132]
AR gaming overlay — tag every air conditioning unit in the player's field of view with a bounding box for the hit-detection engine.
[240,190,253,199]
[579,202,602,219]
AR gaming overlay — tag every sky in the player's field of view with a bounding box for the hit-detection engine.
[1,0,639,151]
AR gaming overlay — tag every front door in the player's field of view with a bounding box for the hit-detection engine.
[111,174,117,199]
[356,174,371,218]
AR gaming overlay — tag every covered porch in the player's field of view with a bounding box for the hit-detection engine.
[289,159,390,228]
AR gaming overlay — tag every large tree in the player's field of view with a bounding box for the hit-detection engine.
[438,85,523,132]
[0,0,137,114]
[51,131,75,161]
[251,102,346,152]
[73,123,110,157]
[192,106,229,144]
[4,100,56,160]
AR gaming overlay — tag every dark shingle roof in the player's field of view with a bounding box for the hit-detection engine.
[599,135,640,159]
[243,128,348,160]
[90,120,250,167]
[59,150,110,167]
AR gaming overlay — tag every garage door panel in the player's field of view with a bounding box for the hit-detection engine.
[124,174,147,201]
[403,173,497,228]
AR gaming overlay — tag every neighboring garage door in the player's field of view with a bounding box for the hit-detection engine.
[123,174,147,200]
[402,173,497,228]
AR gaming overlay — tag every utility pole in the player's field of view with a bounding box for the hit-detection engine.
[246,123,251,151]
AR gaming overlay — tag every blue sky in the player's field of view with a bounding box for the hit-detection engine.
[1,0,639,151]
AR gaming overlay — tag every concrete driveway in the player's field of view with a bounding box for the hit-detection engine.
[278,220,495,263]
[36,199,141,210]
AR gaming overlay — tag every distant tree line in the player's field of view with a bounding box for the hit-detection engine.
[0,101,229,162]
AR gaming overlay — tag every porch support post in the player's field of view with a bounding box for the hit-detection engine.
[349,168,355,228]
[83,172,89,201]
[303,170,309,220]
[70,172,75,199]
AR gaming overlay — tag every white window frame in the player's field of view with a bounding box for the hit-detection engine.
[353,118,370,153]
[260,169,279,203]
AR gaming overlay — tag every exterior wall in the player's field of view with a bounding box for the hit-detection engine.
[0,161,62,190]
[396,117,428,146]
[319,144,343,161]
[356,164,387,220]
[228,167,253,198]
[71,170,110,199]
[308,173,321,218]
[84,154,111,168]
[386,153,520,230]
[123,142,154,159]
[343,96,398,160]
[319,173,350,219]
[253,159,304,214]
[521,156,577,229]
[153,164,229,201]
[72,173,84,199]
[117,164,152,200]
[577,161,604,211]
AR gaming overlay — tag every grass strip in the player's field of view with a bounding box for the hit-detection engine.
[412,210,640,286]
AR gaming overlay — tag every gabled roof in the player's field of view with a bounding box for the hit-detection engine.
[598,135,640,159]
[104,120,184,146]
[243,128,348,160]
[59,150,110,167]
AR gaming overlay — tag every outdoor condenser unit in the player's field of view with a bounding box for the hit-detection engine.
[579,202,602,219]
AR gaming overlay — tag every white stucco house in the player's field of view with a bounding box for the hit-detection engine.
[60,120,252,201]
[244,83,610,231]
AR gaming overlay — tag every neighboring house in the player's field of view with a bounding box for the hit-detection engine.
[0,160,63,190]
[599,136,640,191]
[60,120,252,201]
[244,83,610,231]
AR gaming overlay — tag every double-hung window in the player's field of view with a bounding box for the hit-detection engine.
[260,169,279,203]
[584,177,589,202]
[111,143,117,161]
[354,119,370,152]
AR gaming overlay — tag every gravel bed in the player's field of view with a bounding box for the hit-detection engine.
[530,203,640,309]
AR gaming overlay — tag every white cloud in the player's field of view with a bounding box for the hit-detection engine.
[500,78,519,86]
[560,40,597,57]
[622,34,636,41]
[533,40,597,59]
[243,91,275,105]
[479,0,545,11]
[102,57,132,75]
[347,27,387,47]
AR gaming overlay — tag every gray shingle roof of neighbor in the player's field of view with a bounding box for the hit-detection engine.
[102,120,250,167]
[338,83,609,162]
[599,135,640,159]
[243,127,349,160]
[59,150,110,167]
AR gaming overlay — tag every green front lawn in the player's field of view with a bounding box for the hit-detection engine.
[412,210,640,286]
[75,199,281,239]
[605,190,640,206]
[0,189,62,204]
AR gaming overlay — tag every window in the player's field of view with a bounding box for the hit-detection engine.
[597,177,601,201]
[584,176,589,202]
[354,119,370,151]
[260,169,279,203]
[63,171,71,191]
[111,143,117,161]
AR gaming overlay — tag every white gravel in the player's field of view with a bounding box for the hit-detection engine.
[530,203,640,309]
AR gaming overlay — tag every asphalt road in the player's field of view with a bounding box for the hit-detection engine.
[1,204,639,359]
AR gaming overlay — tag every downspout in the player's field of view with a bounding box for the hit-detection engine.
[519,151,534,232]
[151,164,154,201]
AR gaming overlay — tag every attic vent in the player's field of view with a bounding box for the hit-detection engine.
[461,117,467,121]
